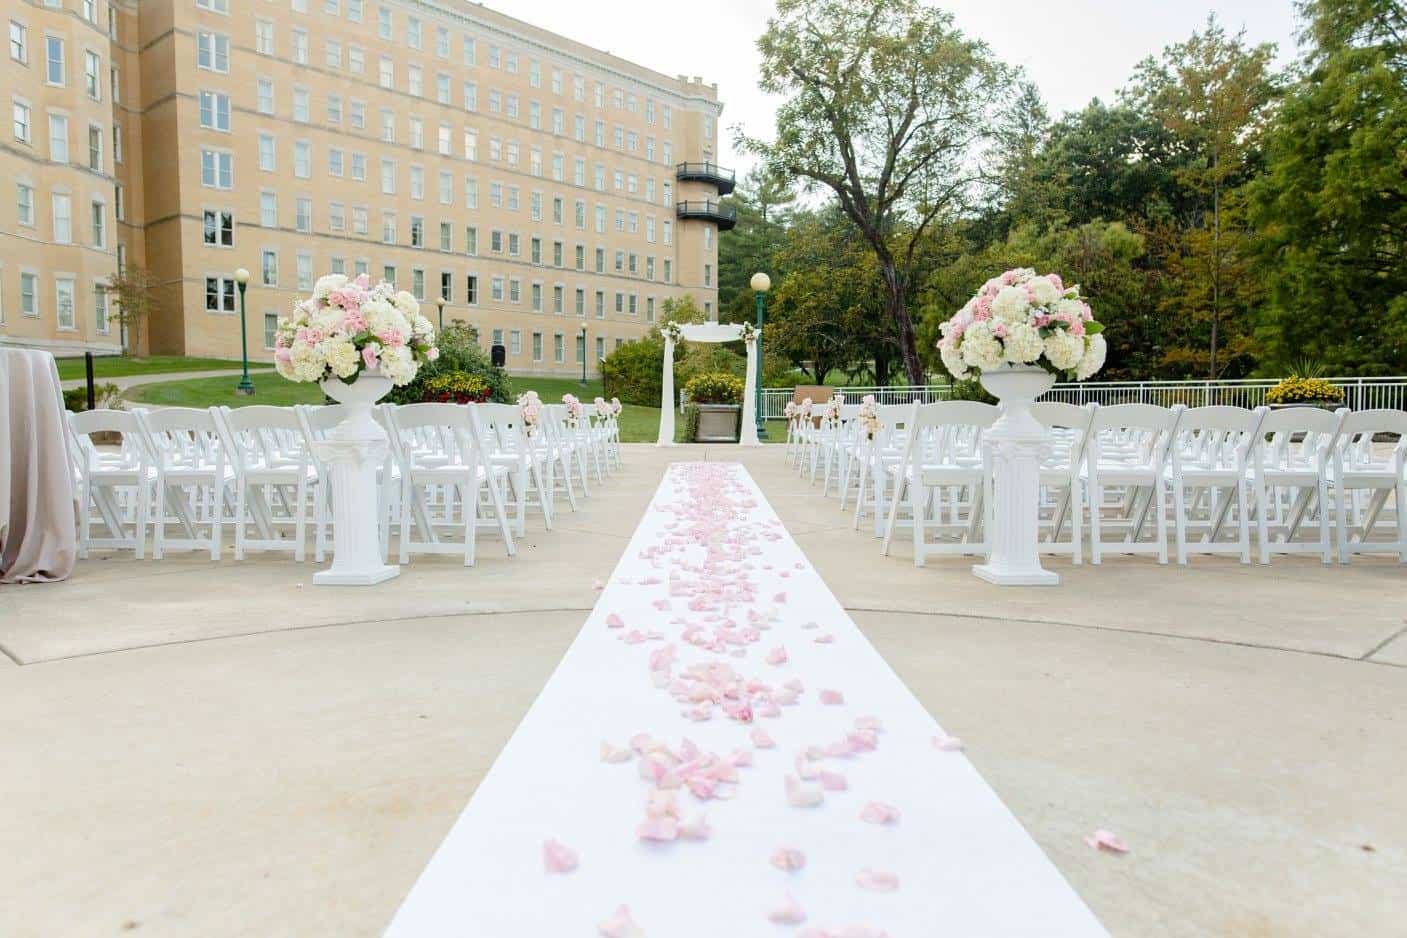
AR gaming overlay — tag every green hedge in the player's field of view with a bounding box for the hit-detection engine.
[384,321,509,405]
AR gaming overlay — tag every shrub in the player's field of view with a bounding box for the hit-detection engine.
[384,321,509,405]
[946,378,996,404]
[63,382,123,412]
[602,336,673,406]
[1266,376,1343,405]
[682,403,701,442]
[422,371,491,404]
[685,372,744,405]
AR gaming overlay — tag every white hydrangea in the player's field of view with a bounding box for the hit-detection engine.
[1043,330,1085,371]
[410,313,434,340]
[1003,322,1045,363]
[1028,276,1061,307]
[362,299,410,338]
[992,285,1031,324]
[1075,333,1107,380]
[1054,298,1085,321]
[392,290,420,316]
[324,337,360,378]
[289,341,326,382]
[961,321,1006,372]
[378,345,417,385]
[312,274,348,305]
[940,341,970,380]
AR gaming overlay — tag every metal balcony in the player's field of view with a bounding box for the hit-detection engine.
[675,199,737,231]
[675,161,736,195]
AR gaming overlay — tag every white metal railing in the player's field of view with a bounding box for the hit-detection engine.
[758,377,1407,420]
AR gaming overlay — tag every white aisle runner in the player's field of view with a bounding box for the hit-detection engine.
[386,463,1106,937]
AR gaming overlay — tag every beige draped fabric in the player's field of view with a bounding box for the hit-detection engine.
[0,348,77,583]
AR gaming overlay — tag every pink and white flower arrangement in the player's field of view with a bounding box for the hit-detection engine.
[273,274,437,386]
[857,394,881,439]
[562,393,585,425]
[517,389,543,435]
[937,268,1105,381]
[822,393,844,427]
[594,396,612,418]
[610,397,623,416]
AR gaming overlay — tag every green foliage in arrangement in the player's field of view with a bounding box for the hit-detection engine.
[684,372,745,406]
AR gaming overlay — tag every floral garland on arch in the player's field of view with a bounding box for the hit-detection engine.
[937,268,1105,381]
[738,320,758,343]
[661,321,684,344]
[274,274,439,386]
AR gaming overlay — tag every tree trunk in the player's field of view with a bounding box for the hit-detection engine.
[881,264,924,385]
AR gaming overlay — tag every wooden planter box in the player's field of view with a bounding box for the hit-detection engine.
[695,404,741,442]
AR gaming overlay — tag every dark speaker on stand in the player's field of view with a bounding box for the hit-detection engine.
[491,344,506,367]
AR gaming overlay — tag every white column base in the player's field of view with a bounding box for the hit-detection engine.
[971,562,1059,586]
[314,564,400,586]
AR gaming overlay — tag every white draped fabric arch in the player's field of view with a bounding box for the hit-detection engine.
[656,322,761,446]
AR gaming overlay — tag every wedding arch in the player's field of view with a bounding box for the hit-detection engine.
[656,321,761,446]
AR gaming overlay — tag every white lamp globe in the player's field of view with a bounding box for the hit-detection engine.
[750,272,771,293]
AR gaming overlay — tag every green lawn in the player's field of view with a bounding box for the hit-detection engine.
[123,371,786,444]
[125,371,325,409]
[56,355,272,381]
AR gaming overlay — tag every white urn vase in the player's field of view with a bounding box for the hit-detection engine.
[971,364,1060,586]
[312,369,399,586]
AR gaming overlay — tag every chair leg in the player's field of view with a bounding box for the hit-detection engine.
[881,477,904,557]
[1397,481,1407,563]
[399,480,413,565]
[1157,479,1170,565]
[911,482,926,568]
[209,482,223,561]
[78,481,91,559]
[1316,480,1331,565]
[152,479,166,561]
[464,481,480,567]
[1236,480,1250,564]
[233,481,247,561]
[293,476,307,563]
[1171,478,1187,565]
[135,482,149,560]
[1089,478,1103,565]
[1335,483,1350,564]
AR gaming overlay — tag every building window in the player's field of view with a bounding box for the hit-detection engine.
[465,274,478,304]
[10,21,28,64]
[295,197,311,232]
[532,331,542,362]
[45,36,64,85]
[297,253,312,290]
[259,191,277,227]
[257,78,274,115]
[196,31,228,73]
[255,19,273,55]
[55,277,76,330]
[554,332,564,363]
[84,50,101,99]
[90,199,106,247]
[12,100,30,144]
[199,90,230,131]
[47,113,68,162]
[51,192,71,243]
[440,270,452,302]
[260,250,278,286]
[16,182,35,226]
[20,271,38,316]
[201,149,232,188]
[294,140,310,178]
[95,284,109,333]
[205,275,236,313]
[87,124,103,170]
[263,313,278,349]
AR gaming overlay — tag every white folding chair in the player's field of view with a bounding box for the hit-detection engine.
[851,404,912,537]
[215,406,314,561]
[1032,401,1097,562]
[1082,404,1184,564]
[1252,406,1347,565]
[1167,405,1267,565]
[133,407,230,560]
[66,409,153,559]
[882,401,998,566]
[1333,409,1407,563]
[473,402,554,536]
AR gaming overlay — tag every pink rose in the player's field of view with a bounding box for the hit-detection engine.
[362,344,379,369]
[377,329,406,348]
[274,347,292,363]
[1069,319,1086,337]
[353,273,370,290]
[426,346,439,361]
[342,311,368,333]
[992,322,1009,338]
[1048,273,1064,290]
[295,327,311,344]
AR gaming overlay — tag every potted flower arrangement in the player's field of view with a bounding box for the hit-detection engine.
[1265,376,1344,409]
[684,372,745,442]
[274,273,438,437]
[936,267,1105,436]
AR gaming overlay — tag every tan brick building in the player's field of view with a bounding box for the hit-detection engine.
[2,0,732,375]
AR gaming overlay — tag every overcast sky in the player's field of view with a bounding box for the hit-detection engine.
[499,0,1302,176]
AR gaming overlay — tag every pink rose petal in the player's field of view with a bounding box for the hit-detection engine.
[819,689,844,705]
[765,646,788,666]
[820,770,847,791]
[859,801,900,824]
[933,735,964,752]
[751,727,776,749]
[636,817,679,842]
[679,815,711,840]
[768,893,806,925]
[785,774,823,808]
[815,633,835,644]
[597,904,646,938]
[773,591,787,603]
[592,577,605,590]
[543,838,578,873]
[770,846,806,871]
[1084,829,1129,854]
[600,741,633,763]
[856,868,900,892]
[606,613,625,629]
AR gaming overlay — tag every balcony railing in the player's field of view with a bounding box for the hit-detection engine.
[675,161,736,195]
[675,199,738,230]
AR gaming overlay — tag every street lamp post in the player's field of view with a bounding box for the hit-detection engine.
[579,325,589,387]
[233,267,254,396]
[750,271,771,439]
[436,295,446,333]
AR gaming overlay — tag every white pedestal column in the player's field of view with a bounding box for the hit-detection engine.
[971,365,1059,587]
[314,372,400,586]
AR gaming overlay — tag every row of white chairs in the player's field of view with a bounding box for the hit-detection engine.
[786,402,1407,566]
[64,401,624,566]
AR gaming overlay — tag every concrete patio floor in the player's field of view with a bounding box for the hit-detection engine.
[1,445,1403,937]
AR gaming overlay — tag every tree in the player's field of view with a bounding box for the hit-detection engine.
[105,266,162,357]
[1249,0,1407,373]
[766,210,895,384]
[718,169,795,318]
[742,0,1014,384]
[1126,16,1280,376]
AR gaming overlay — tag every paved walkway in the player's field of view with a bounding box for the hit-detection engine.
[59,367,272,392]
[1,445,1402,937]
